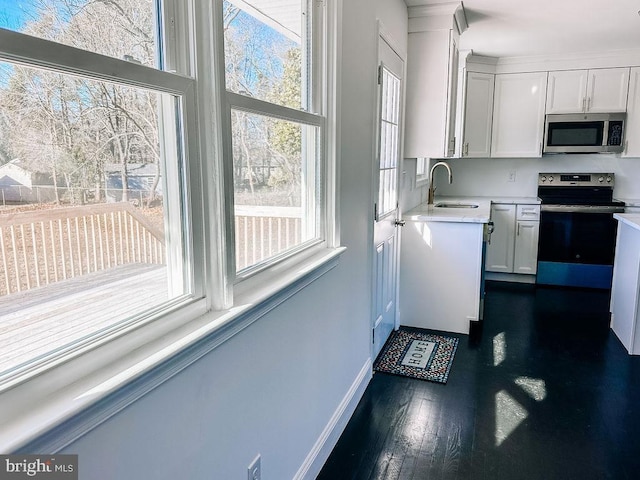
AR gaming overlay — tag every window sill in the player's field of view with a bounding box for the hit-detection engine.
[0,246,346,453]
[416,175,430,188]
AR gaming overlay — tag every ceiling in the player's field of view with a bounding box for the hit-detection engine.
[405,0,640,59]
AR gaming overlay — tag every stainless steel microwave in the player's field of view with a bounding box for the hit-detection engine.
[543,113,626,154]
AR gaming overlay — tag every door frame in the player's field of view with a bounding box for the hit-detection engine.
[371,20,407,361]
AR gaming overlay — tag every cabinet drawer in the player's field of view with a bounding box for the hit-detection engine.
[517,204,540,221]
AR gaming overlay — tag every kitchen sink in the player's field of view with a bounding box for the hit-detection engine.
[434,202,479,209]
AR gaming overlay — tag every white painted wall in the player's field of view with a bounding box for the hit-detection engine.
[45,1,410,480]
[418,155,640,201]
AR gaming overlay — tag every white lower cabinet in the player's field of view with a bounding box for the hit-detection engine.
[486,204,540,276]
[513,220,539,274]
[485,204,515,273]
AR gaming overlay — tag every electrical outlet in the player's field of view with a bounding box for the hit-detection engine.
[508,170,516,182]
[248,454,261,480]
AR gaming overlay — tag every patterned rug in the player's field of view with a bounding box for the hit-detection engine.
[373,329,459,383]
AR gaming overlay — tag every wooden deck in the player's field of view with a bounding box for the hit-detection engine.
[0,263,169,376]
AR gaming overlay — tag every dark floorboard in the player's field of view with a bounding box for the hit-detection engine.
[317,282,640,480]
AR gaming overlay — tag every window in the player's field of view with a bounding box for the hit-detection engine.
[1,0,161,69]
[377,66,401,219]
[0,0,336,450]
[223,0,325,275]
[0,1,203,382]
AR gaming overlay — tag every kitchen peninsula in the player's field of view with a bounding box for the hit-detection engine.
[610,213,640,354]
[399,199,491,334]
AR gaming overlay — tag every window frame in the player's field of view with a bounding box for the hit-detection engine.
[0,0,342,453]
[219,0,331,284]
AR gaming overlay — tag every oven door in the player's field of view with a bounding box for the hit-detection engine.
[537,206,622,288]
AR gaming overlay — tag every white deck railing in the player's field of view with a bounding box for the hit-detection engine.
[0,202,303,295]
[0,203,164,296]
[234,205,303,271]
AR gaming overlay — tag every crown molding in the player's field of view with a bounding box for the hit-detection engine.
[466,49,640,74]
[408,2,467,34]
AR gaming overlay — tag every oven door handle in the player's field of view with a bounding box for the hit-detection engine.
[541,205,625,213]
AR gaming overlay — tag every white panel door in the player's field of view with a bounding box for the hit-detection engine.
[587,68,630,113]
[491,72,548,157]
[514,221,539,274]
[373,35,404,359]
[461,72,494,158]
[485,204,516,273]
[623,67,640,157]
[546,70,588,114]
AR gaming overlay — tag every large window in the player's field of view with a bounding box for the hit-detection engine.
[223,0,324,275]
[1,0,161,68]
[0,1,201,382]
[0,0,334,443]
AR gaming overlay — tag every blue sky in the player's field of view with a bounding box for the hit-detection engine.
[0,0,37,30]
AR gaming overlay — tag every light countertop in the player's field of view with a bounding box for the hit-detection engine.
[614,213,640,232]
[490,196,540,205]
[617,198,640,208]
[403,196,540,224]
[404,197,491,224]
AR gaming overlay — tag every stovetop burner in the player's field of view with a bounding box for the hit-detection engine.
[537,173,623,207]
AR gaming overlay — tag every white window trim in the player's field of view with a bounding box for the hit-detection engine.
[220,0,337,288]
[415,157,431,186]
[0,0,343,453]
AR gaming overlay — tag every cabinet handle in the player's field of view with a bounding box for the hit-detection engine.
[587,97,592,111]
[582,97,587,112]
[464,142,469,156]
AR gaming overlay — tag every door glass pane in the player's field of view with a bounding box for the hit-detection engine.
[231,109,319,272]
[0,0,160,69]
[223,0,308,110]
[0,61,189,378]
[377,65,401,219]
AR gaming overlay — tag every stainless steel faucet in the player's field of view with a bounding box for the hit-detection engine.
[427,161,453,204]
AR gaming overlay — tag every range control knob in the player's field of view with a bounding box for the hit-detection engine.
[548,175,554,182]
[540,175,547,182]
[598,176,605,183]
[606,176,612,183]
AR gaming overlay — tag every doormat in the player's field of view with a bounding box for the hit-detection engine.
[373,329,459,383]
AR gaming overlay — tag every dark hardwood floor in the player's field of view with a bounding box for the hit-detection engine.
[317,282,640,480]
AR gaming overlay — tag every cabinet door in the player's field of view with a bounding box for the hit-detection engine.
[491,72,547,158]
[514,220,539,275]
[587,68,630,113]
[546,70,588,114]
[485,204,516,273]
[404,30,455,158]
[623,67,640,157]
[461,72,494,158]
[445,34,459,157]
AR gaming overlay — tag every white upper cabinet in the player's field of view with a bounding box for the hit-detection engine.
[624,67,640,157]
[545,70,588,114]
[404,29,459,158]
[460,71,494,158]
[491,72,548,158]
[404,3,467,159]
[546,68,630,114]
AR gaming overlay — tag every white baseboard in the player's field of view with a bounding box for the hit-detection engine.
[293,358,372,480]
[486,272,536,284]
